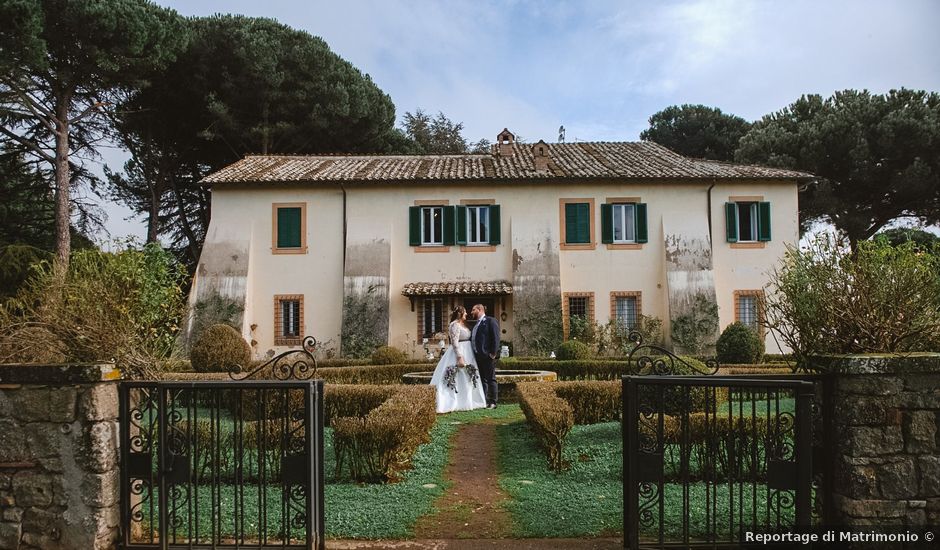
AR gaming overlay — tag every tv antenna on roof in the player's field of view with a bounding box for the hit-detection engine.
[558,125,566,143]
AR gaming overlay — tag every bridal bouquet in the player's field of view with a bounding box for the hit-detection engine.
[443,363,480,393]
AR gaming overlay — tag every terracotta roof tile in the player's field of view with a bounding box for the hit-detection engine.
[401,281,514,297]
[202,141,812,185]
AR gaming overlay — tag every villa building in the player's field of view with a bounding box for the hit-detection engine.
[191,129,810,358]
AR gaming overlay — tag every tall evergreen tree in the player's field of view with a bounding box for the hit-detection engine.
[640,104,752,161]
[0,0,186,268]
[108,15,401,265]
[736,89,940,245]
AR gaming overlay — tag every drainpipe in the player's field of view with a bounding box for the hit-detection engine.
[706,179,716,250]
[341,183,348,270]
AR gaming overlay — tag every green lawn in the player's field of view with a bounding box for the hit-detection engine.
[326,405,517,538]
[497,416,623,538]
[497,410,796,540]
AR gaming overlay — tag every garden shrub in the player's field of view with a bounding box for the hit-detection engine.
[516,383,574,471]
[186,293,244,352]
[552,381,621,425]
[370,345,407,365]
[332,385,436,482]
[765,236,940,369]
[555,340,592,360]
[0,242,186,378]
[190,324,251,373]
[716,322,765,364]
[318,363,431,385]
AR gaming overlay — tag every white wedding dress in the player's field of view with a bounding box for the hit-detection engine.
[429,321,488,413]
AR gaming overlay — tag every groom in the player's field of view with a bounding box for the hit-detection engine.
[470,303,500,408]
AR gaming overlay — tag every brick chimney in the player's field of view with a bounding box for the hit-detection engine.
[496,128,515,156]
[533,140,550,174]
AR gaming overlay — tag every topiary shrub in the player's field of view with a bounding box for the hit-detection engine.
[190,324,251,373]
[555,340,592,360]
[716,322,765,364]
[370,345,407,365]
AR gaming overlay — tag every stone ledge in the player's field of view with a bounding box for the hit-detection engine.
[0,364,120,384]
[811,354,940,375]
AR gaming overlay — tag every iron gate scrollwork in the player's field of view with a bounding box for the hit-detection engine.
[119,380,325,549]
[623,376,814,549]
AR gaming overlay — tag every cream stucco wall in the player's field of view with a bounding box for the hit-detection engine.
[191,179,799,357]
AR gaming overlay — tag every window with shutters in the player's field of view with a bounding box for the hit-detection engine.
[457,200,500,251]
[466,205,490,245]
[610,291,642,330]
[421,206,444,245]
[560,198,595,250]
[613,203,636,243]
[274,294,304,346]
[734,290,765,336]
[272,203,307,254]
[602,198,647,249]
[736,202,758,242]
[726,199,771,246]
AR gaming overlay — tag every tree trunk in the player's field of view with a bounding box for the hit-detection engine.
[53,96,72,269]
[147,182,160,243]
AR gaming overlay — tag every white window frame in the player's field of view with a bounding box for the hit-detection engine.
[735,202,759,243]
[737,294,759,330]
[612,203,636,243]
[614,296,638,329]
[421,206,444,246]
[466,205,490,246]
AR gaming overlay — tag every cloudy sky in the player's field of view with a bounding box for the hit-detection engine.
[97,0,940,240]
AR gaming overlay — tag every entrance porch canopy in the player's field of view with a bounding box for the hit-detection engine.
[401,281,513,310]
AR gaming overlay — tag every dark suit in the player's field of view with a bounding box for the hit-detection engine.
[471,314,501,405]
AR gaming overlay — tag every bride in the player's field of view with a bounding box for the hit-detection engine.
[429,306,487,413]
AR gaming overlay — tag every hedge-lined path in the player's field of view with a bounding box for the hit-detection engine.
[412,415,513,539]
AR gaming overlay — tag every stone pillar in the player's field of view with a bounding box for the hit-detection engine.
[820,354,940,527]
[0,364,121,550]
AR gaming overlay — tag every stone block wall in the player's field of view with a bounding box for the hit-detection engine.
[821,354,940,527]
[0,364,121,550]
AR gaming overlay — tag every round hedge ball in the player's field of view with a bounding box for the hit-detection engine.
[716,322,765,364]
[370,345,408,365]
[190,324,251,373]
[555,340,593,360]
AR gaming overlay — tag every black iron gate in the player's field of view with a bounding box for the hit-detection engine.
[119,380,325,549]
[623,376,814,549]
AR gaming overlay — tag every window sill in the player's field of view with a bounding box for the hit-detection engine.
[460,245,496,252]
[560,242,596,251]
[272,247,308,255]
[415,246,450,253]
[730,242,767,249]
[605,243,643,250]
[274,338,303,346]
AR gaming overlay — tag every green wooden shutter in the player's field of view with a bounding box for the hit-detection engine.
[601,203,613,244]
[758,202,772,241]
[409,206,421,246]
[489,205,501,245]
[725,203,738,243]
[443,205,456,246]
[276,207,302,248]
[635,203,648,244]
[565,203,590,244]
[564,203,578,243]
[456,206,467,245]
